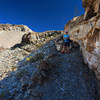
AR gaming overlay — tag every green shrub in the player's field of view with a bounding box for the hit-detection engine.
[26,53,44,63]
[16,69,29,79]
[0,90,11,100]
[35,43,43,48]
[0,91,5,100]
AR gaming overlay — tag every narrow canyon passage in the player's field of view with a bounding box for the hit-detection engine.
[29,48,97,100]
[0,43,98,100]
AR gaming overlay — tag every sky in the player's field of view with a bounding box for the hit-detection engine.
[0,0,84,32]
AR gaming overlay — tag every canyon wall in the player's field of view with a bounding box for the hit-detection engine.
[82,0,100,20]
[65,1,100,81]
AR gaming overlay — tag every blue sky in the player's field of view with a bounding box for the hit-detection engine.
[0,0,84,32]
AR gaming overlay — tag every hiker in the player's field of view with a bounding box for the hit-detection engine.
[61,29,70,53]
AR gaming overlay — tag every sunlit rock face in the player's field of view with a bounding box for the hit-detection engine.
[82,0,100,20]
[0,24,33,32]
[65,14,100,80]
[0,24,36,48]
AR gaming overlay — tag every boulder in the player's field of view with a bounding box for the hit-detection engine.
[55,35,63,51]
[21,32,39,44]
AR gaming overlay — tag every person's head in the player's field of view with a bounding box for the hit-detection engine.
[64,24,69,34]
[64,30,68,34]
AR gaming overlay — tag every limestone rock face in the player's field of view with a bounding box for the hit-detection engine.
[0,24,34,48]
[65,15,100,80]
[21,32,39,44]
[0,24,32,32]
[82,0,100,20]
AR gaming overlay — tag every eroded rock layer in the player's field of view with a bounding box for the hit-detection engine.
[0,24,36,48]
[65,14,100,81]
[0,24,32,32]
[82,0,100,20]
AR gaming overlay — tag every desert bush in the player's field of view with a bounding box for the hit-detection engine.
[0,90,11,100]
[26,53,44,63]
[16,69,29,79]
[30,53,44,62]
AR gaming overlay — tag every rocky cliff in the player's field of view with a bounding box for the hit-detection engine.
[0,24,37,48]
[0,24,32,32]
[65,0,100,82]
[82,0,100,20]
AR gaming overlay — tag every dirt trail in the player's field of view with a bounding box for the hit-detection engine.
[29,48,97,100]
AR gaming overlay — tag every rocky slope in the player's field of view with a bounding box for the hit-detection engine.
[0,31,98,100]
[0,24,98,99]
[0,0,100,99]
[0,30,63,80]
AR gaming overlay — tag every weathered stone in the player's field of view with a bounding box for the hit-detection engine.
[82,0,100,20]
[21,32,39,44]
[97,64,100,73]
[55,36,63,51]
[65,12,100,81]
[0,24,33,48]
[0,24,32,32]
